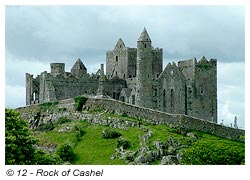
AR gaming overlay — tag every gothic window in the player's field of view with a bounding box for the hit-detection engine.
[163,89,166,108]
[132,95,135,105]
[113,92,116,99]
[116,56,118,62]
[200,87,204,95]
[171,89,174,108]
[170,69,174,75]
[33,92,36,102]
[144,43,147,48]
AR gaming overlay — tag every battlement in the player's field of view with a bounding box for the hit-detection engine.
[196,56,217,68]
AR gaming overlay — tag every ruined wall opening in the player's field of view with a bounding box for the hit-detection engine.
[132,95,135,105]
[171,89,174,108]
[163,89,166,108]
[200,87,204,95]
[113,92,117,100]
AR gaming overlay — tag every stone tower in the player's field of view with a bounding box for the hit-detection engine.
[50,63,65,76]
[135,28,153,108]
[71,58,87,77]
[97,64,106,96]
[193,56,217,122]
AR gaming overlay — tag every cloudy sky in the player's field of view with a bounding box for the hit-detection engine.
[5,5,245,129]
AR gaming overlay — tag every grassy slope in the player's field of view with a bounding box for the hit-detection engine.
[34,110,244,165]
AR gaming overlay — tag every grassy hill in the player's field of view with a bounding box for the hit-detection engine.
[31,107,245,165]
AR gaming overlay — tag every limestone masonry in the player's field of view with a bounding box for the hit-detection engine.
[26,28,217,122]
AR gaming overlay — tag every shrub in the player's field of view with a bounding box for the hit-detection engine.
[5,109,37,165]
[102,129,121,139]
[34,150,62,165]
[56,144,75,163]
[117,138,130,149]
[74,96,88,111]
[181,141,245,165]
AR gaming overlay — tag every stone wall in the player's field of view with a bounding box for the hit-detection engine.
[17,97,244,142]
[84,98,244,142]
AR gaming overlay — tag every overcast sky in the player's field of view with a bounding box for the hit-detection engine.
[5,5,245,129]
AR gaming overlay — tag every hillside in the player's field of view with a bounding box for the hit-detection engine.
[15,98,245,165]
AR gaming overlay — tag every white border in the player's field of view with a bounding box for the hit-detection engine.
[1,0,249,179]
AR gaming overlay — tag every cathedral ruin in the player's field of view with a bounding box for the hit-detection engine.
[26,28,217,122]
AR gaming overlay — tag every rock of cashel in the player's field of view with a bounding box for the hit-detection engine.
[26,28,217,123]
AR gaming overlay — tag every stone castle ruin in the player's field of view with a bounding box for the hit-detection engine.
[26,28,217,123]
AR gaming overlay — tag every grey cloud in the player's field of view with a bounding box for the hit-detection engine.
[6,6,244,64]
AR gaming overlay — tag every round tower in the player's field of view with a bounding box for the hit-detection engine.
[135,27,153,108]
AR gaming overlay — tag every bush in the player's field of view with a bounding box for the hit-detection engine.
[74,96,88,111]
[56,144,75,163]
[5,109,37,165]
[102,129,121,139]
[181,141,245,165]
[34,150,62,165]
[117,138,130,149]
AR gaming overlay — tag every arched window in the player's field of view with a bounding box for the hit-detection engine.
[200,87,204,95]
[163,89,166,108]
[132,95,135,105]
[171,89,174,108]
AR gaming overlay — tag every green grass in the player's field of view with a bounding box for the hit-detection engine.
[35,131,77,146]
[73,125,125,164]
[33,111,245,165]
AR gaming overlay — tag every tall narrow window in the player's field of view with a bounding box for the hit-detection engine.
[32,92,36,104]
[163,89,166,108]
[116,56,118,62]
[113,92,116,99]
[132,95,135,105]
[200,87,204,95]
[171,89,174,108]
[144,43,147,48]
